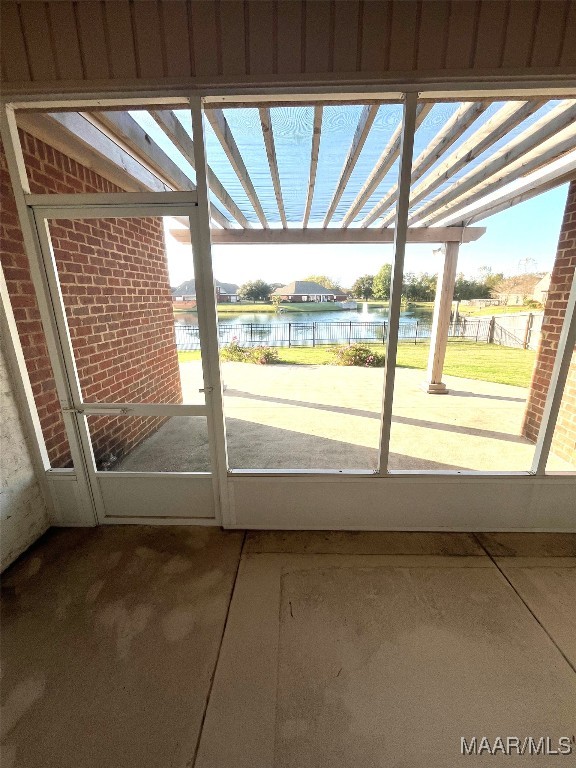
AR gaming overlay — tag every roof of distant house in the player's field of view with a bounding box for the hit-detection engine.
[172,279,238,297]
[272,280,340,295]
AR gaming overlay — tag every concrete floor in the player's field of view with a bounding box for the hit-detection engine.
[2,527,575,767]
[117,362,573,472]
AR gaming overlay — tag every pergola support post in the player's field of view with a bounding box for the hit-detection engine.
[423,241,459,394]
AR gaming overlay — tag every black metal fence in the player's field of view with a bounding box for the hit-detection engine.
[174,317,524,350]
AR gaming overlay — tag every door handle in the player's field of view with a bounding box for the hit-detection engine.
[199,387,213,394]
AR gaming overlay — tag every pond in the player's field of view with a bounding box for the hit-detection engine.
[174,305,436,349]
[174,304,434,327]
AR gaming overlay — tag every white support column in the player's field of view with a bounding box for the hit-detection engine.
[423,241,459,394]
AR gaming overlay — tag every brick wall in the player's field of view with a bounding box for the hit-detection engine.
[522,180,576,467]
[1,130,182,468]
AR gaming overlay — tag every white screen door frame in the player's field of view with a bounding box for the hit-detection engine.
[29,193,229,524]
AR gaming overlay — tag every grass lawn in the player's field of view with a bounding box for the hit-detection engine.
[179,341,536,388]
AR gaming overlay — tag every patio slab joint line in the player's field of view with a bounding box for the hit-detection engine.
[472,533,576,676]
[191,530,247,768]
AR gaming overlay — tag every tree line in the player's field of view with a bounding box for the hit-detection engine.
[351,265,504,302]
[237,268,504,303]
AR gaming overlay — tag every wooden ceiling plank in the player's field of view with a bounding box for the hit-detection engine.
[0,3,32,82]
[47,2,84,82]
[259,108,287,228]
[323,104,379,227]
[19,3,57,81]
[302,106,323,228]
[364,100,489,228]
[411,100,576,226]
[150,109,251,228]
[205,108,269,228]
[74,1,109,80]
[339,101,432,228]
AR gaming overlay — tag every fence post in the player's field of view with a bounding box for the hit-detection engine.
[475,319,480,343]
[349,320,352,345]
[523,313,533,350]
[415,320,418,344]
[288,322,291,348]
[462,318,467,339]
[312,322,316,347]
[383,322,386,344]
[250,323,253,343]
[488,316,495,344]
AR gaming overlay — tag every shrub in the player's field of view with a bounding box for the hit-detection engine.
[331,343,385,367]
[247,346,279,365]
[219,340,278,364]
[220,339,249,362]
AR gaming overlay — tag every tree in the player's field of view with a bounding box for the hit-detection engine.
[351,275,375,299]
[372,264,393,300]
[303,275,342,292]
[238,279,273,302]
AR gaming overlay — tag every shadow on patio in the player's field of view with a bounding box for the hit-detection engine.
[114,361,573,473]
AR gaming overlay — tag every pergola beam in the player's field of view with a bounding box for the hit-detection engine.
[259,108,287,228]
[150,109,251,228]
[205,108,269,228]
[322,104,379,227]
[361,101,489,228]
[170,226,485,245]
[411,100,576,226]
[420,128,576,227]
[20,111,171,192]
[379,100,545,228]
[303,106,323,228]
[454,156,576,226]
[340,102,432,228]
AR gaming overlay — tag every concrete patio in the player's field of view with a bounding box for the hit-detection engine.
[2,527,575,767]
[117,361,573,473]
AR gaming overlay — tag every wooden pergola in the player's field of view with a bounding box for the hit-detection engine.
[17,97,576,393]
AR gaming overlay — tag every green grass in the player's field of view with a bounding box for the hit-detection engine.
[178,350,202,362]
[179,341,536,388]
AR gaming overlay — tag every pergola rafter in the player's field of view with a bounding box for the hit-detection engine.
[322,104,379,228]
[205,108,269,229]
[302,106,323,228]
[360,101,489,228]
[378,100,546,228]
[150,109,252,228]
[259,107,287,228]
[15,97,574,239]
[427,135,576,227]
[92,111,198,195]
[410,100,576,226]
[89,110,233,229]
[450,156,576,226]
[339,102,433,228]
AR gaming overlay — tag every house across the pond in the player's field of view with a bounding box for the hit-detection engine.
[172,279,239,308]
[272,280,348,303]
